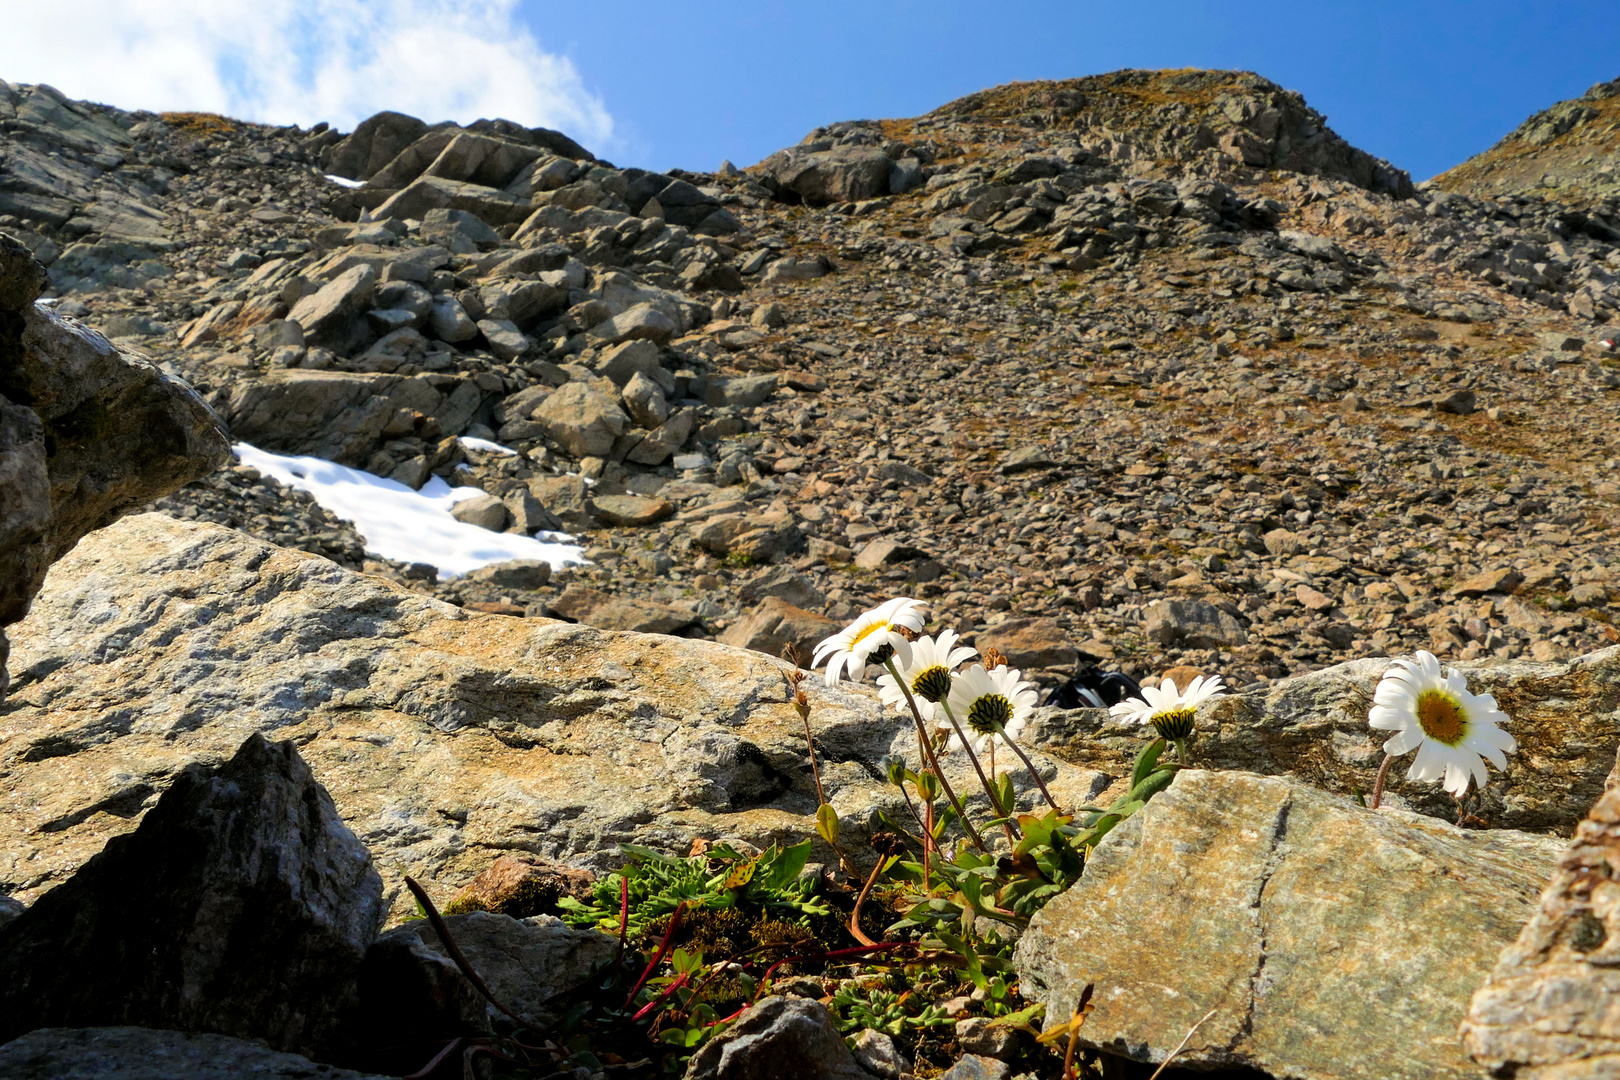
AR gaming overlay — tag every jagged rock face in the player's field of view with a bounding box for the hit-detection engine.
[1461,783,1620,1077]
[1015,769,1562,1080]
[930,68,1415,198]
[1436,77,1620,205]
[0,234,228,697]
[0,733,386,1059]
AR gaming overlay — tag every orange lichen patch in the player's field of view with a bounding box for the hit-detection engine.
[926,68,1259,122]
[160,112,240,137]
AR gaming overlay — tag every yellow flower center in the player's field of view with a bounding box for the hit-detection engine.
[1417,690,1468,746]
[850,620,887,647]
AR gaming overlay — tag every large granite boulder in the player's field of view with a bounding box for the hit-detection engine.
[0,734,385,1058]
[1015,769,1562,1080]
[0,234,228,698]
[0,514,1111,923]
[1461,784,1620,1077]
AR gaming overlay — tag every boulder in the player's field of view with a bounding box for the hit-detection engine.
[1015,770,1561,1080]
[737,565,826,610]
[720,598,840,664]
[0,236,229,698]
[1141,597,1249,648]
[0,515,1102,923]
[705,374,779,409]
[980,617,1078,671]
[373,176,533,228]
[685,996,872,1080]
[756,146,895,205]
[448,492,509,531]
[222,369,446,465]
[444,854,595,918]
[593,493,674,527]
[1462,785,1620,1077]
[622,370,671,428]
[549,584,695,634]
[626,407,696,466]
[588,301,678,345]
[534,380,628,458]
[0,734,385,1058]
[326,110,431,181]
[287,263,377,354]
[0,1027,392,1080]
[1032,647,1620,833]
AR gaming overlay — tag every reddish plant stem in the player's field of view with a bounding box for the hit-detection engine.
[623,901,686,1009]
[1370,753,1395,810]
[405,876,535,1030]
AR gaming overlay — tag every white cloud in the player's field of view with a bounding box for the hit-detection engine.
[0,0,614,151]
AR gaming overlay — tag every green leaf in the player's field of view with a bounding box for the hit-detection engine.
[816,804,841,845]
[1131,737,1168,791]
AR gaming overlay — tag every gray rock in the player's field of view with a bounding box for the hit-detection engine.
[428,294,478,342]
[852,1029,908,1078]
[1141,597,1249,648]
[756,146,895,206]
[1015,770,1560,1080]
[706,374,779,409]
[550,584,695,634]
[0,734,386,1058]
[0,237,229,698]
[719,598,840,664]
[222,369,445,465]
[463,559,552,590]
[685,996,872,1079]
[534,381,629,458]
[999,445,1056,474]
[373,176,533,228]
[1462,784,1620,1078]
[938,1056,1011,1080]
[588,301,678,345]
[326,110,431,181]
[622,370,670,428]
[0,893,22,931]
[449,492,509,531]
[476,317,532,361]
[738,565,826,610]
[626,407,696,466]
[0,1027,392,1080]
[288,263,377,353]
[597,338,675,394]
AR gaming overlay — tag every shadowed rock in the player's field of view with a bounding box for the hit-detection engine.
[0,733,385,1059]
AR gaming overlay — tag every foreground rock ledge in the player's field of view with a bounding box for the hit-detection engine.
[1461,784,1620,1077]
[0,514,1105,919]
[0,1027,392,1080]
[1015,769,1562,1080]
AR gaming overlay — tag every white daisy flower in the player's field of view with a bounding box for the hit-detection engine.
[876,629,977,726]
[1368,650,1516,797]
[943,663,1039,763]
[1109,674,1227,741]
[811,597,926,687]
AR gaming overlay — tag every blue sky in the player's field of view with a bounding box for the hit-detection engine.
[4,2,1618,183]
[514,0,1620,180]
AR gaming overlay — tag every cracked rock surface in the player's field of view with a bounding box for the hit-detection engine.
[1014,769,1562,1080]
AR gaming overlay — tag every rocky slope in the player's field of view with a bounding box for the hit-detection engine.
[5,69,1620,702]
[1435,76,1620,206]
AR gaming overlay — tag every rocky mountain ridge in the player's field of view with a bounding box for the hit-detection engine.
[4,63,1620,1080]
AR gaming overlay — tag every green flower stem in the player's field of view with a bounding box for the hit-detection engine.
[938,698,1021,843]
[993,720,1062,813]
[1173,739,1193,766]
[885,658,986,852]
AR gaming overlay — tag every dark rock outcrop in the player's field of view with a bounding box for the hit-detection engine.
[0,734,385,1059]
[0,234,228,697]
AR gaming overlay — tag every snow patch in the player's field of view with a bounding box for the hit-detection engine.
[324,174,366,189]
[234,442,585,578]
